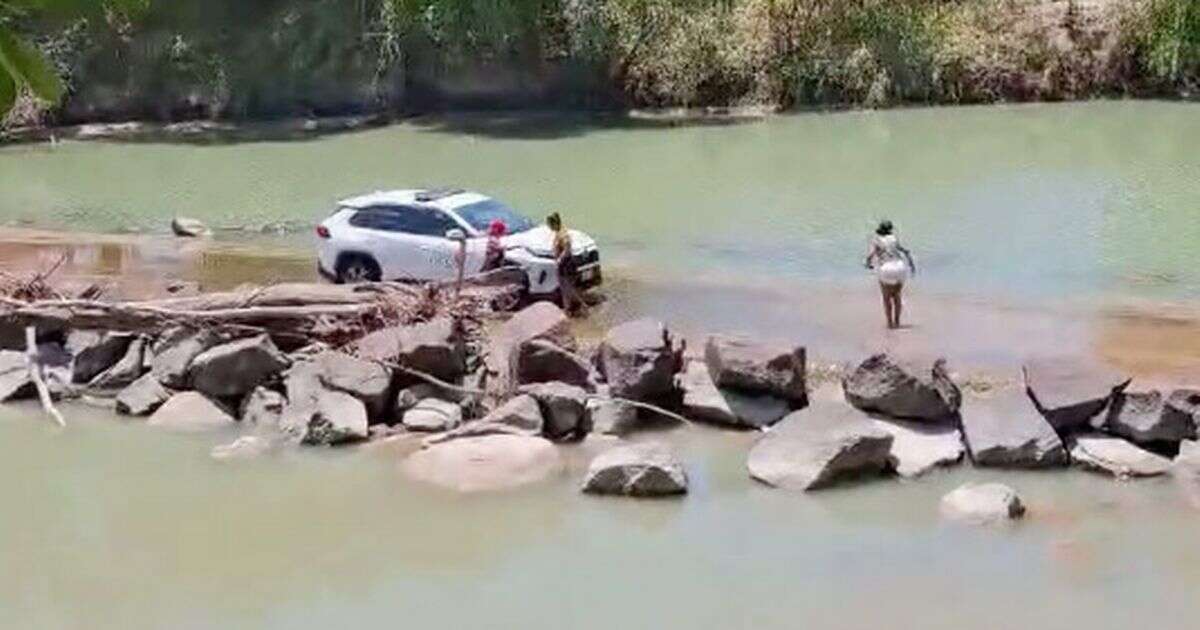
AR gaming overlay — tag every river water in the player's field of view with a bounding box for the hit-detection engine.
[3,101,1200,628]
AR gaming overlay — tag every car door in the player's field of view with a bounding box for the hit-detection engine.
[346,208,417,280]
[402,206,465,281]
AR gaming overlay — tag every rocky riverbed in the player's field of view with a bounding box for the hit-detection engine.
[3,268,1198,524]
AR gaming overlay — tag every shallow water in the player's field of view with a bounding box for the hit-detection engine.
[4,102,1200,629]
[4,406,1200,630]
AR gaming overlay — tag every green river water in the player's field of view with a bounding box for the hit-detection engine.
[2,101,1200,629]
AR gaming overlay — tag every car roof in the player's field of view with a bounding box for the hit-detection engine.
[337,189,490,212]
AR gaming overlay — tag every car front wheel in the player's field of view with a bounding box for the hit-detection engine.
[336,255,381,284]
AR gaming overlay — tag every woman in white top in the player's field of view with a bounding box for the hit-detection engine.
[864,220,917,329]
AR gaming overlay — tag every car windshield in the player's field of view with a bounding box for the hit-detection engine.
[453,199,536,234]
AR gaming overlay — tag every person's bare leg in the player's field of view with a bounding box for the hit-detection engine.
[879,283,892,329]
[894,285,904,328]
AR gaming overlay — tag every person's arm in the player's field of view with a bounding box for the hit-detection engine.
[864,239,877,269]
[899,244,917,276]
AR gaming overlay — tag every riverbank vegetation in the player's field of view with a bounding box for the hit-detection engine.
[2,0,1199,126]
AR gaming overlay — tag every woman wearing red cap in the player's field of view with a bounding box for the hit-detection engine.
[481,219,508,272]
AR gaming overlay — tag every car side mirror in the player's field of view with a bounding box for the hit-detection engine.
[445,228,466,242]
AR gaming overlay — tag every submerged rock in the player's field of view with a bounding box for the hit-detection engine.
[704,335,806,403]
[402,434,563,493]
[940,483,1026,524]
[115,373,171,416]
[1023,359,1129,432]
[960,394,1068,468]
[747,405,893,491]
[171,216,210,237]
[872,418,964,478]
[147,392,236,431]
[597,319,680,402]
[581,442,688,496]
[1105,389,1199,445]
[402,398,464,432]
[65,330,134,384]
[513,339,594,390]
[211,436,272,461]
[1070,433,1171,479]
[188,334,290,398]
[842,354,961,422]
[281,389,369,446]
[520,382,591,441]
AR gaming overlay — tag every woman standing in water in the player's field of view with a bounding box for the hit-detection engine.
[864,220,916,329]
[548,212,586,316]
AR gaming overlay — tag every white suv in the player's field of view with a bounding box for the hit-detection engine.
[316,189,601,296]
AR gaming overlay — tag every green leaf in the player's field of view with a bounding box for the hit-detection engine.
[0,69,15,119]
[0,27,64,104]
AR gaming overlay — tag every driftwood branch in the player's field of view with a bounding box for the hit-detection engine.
[24,326,65,428]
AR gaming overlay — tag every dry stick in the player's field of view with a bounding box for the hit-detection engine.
[24,326,65,428]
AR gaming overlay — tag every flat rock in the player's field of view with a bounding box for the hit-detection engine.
[66,330,134,384]
[239,386,286,429]
[519,382,591,441]
[747,405,893,491]
[147,392,237,431]
[304,351,393,422]
[88,336,148,389]
[480,394,544,434]
[1023,359,1130,432]
[513,339,594,389]
[150,328,221,389]
[678,360,789,428]
[281,389,370,446]
[115,373,171,416]
[355,317,465,379]
[705,335,806,403]
[0,350,33,402]
[1070,433,1172,479]
[597,319,680,402]
[872,418,964,478]
[1106,389,1199,444]
[581,441,688,496]
[940,482,1026,524]
[402,434,563,493]
[960,394,1068,468]
[188,334,290,398]
[402,398,464,432]
[842,353,961,422]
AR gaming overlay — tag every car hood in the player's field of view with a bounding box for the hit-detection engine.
[504,226,596,256]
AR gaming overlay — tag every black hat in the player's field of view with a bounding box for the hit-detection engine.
[876,220,894,236]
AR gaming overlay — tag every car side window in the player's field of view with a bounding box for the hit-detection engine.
[349,206,458,237]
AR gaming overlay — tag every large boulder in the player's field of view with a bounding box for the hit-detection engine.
[0,350,33,402]
[354,317,465,380]
[842,354,960,422]
[488,301,574,393]
[520,382,591,441]
[65,330,134,384]
[960,394,1068,468]
[401,434,563,492]
[281,389,369,446]
[150,328,221,389]
[88,336,148,389]
[1023,359,1130,432]
[597,319,680,402]
[1070,433,1172,479]
[872,419,964,478]
[704,335,806,404]
[115,373,171,416]
[290,351,393,422]
[747,405,893,491]
[402,398,464,432]
[940,483,1026,524]
[581,442,688,496]
[513,339,594,390]
[147,392,236,431]
[239,386,286,429]
[677,360,789,429]
[188,334,290,398]
[1105,389,1199,445]
[481,394,544,434]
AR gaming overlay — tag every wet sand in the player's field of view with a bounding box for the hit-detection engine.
[2,227,1198,386]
